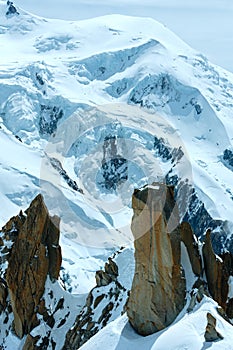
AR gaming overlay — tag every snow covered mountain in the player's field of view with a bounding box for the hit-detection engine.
[1,1,233,349]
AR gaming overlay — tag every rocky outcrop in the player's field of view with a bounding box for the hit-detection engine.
[126,184,233,337]
[49,157,83,194]
[203,229,233,317]
[204,313,223,342]
[180,222,202,276]
[0,194,62,339]
[6,1,19,17]
[96,258,118,287]
[126,184,186,336]
[102,135,128,190]
[63,253,127,350]
[39,104,64,135]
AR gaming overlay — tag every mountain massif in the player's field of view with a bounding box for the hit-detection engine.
[1,1,233,349]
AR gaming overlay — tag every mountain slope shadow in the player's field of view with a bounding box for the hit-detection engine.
[115,321,165,350]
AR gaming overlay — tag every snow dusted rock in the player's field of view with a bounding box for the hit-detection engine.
[204,312,223,342]
[1,194,62,338]
[126,184,186,336]
[63,249,130,350]
[6,1,19,17]
[39,104,64,136]
[101,135,128,190]
[96,258,118,287]
[95,270,112,287]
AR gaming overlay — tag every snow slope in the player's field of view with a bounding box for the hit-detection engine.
[16,0,233,72]
[80,297,233,350]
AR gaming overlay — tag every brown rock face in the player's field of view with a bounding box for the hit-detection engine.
[180,222,202,276]
[203,230,226,307]
[226,298,233,319]
[203,229,233,317]
[204,313,223,342]
[2,194,62,338]
[22,334,38,350]
[96,258,118,287]
[126,184,186,336]
[0,280,7,312]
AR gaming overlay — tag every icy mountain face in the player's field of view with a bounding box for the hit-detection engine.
[1,1,233,348]
[1,1,233,253]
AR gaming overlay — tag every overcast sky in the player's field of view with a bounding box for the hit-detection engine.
[16,0,233,72]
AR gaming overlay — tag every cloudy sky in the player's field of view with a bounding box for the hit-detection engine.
[16,0,233,72]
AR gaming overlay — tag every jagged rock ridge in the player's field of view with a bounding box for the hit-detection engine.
[0,194,133,350]
[126,183,233,336]
[0,194,62,342]
[126,184,186,335]
[63,252,129,350]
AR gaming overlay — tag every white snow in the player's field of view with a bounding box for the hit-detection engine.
[181,242,196,293]
[80,297,233,350]
[15,1,233,72]
[31,277,87,347]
